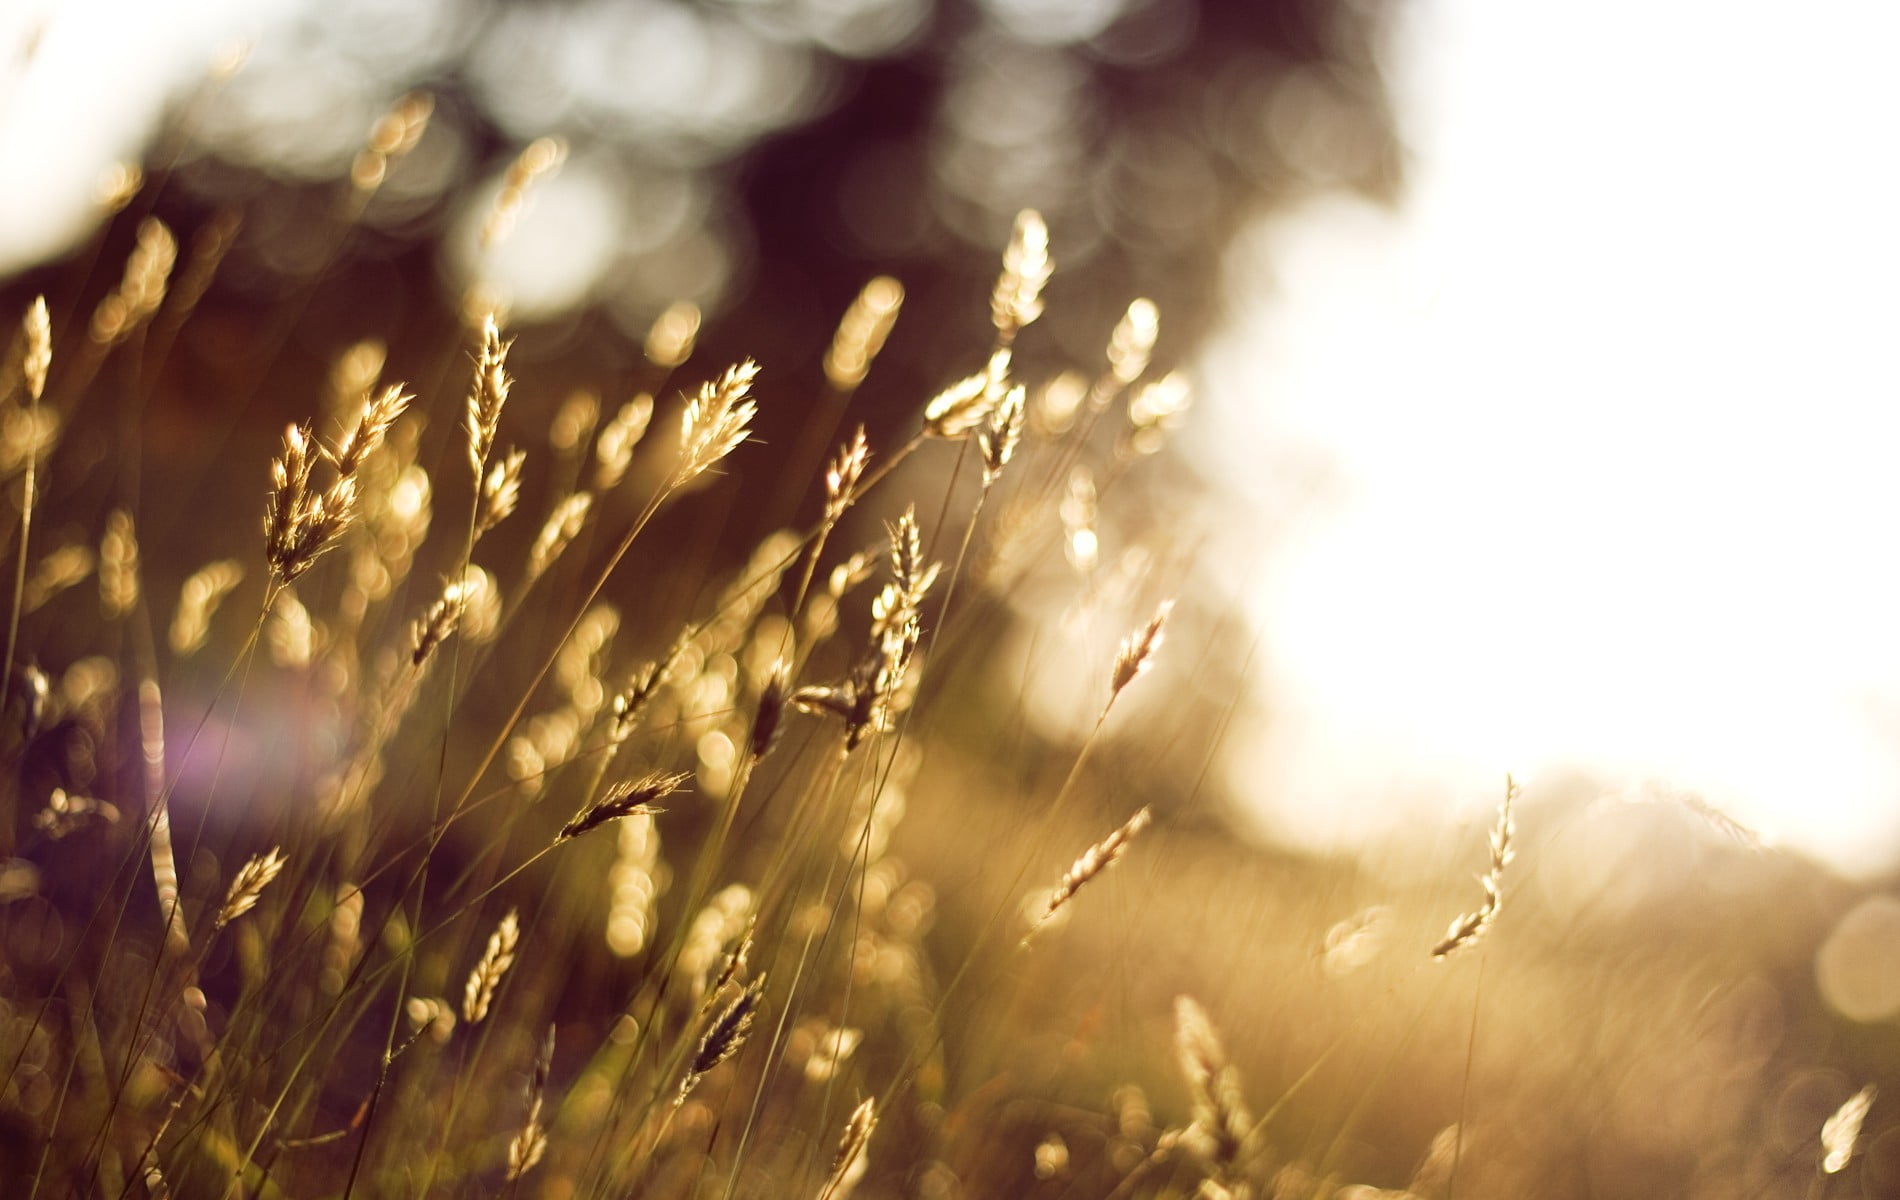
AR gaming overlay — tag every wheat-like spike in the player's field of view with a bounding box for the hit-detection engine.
[409,576,470,667]
[815,1097,878,1200]
[169,560,245,657]
[644,300,701,368]
[1822,1083,1876,1174]
[22,544,93,614]
[22,296,49,401]
[1106,297,1160,388]
[332,382,412,478]
[462,909,520,1024]
[885,506,932,605]
[1109,599,1173,710]
[979,383,1026,487]
[992,209,1051,345]
[263,424,317,571]
[1124,371,1191,458]
[481,136,567,250]
[699,918,757,1019]
[921,369,990,440]
[100,507,141,618]
[679,974,766,1104]
[474,447,526,540]
[1432,776,1518,959]
[138,676,189,955]
[593,395,653,491]
[506,1023,556,1181]
[1032,806,1153,937]
[1173,996,1252,1176]
[465,314,512,484]
[214,847,287,930]
[350,90,434,192]
[750,659,792,761]
[325,339,387,425]
[675,360,762,484]
[95,163,143,214]
[550,389,600,455]
[266,586,315,668]
[89,217,177,346]
[824,426,870,524]
[528,492,593,582]
[264,424,359,583]
[824,275,904,390]
[556,769,690,843]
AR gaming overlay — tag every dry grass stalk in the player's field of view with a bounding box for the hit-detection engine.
[405,996,457,1044]
[33,788,120,838]
[100,507,140,618]
[506,1024,556,1181]
[550,389,600,456]
[1173,995,1253,1178]
[1106,298,1160,387]
[749,659,791,761]
[923,349,1011,439]
[332,383,412,479]
[23,543,93,613]
[644,300,701,368]
[1031,806,1153,937]
[1109,599,1173,710]
[351,90,434,192]
[169,559,244,657]
[139,676,189,955]
[992,209,1052,345]
[475,447,526,540]
[816,1097,878,1200]
[921,369,989,440]
[593,395,653,491]
[171,209,243,317]
[214,847,288,930]
[22,295,49,401]
[323,884,365,997]
[979,383,1026,487]
[264,423,360,584]
[1061,466,1099,575]
[680,974,766,1104]
[1123,372,1191,458]
[825,426,870,524]
[90,216,177,346]
[605,809,662,957]
[675,360,762,485]
[797,510,938,749]
[824,275,904,390]
[266,586,316,668]
[1431,776,1518,959]
[528,492,593,582]
[679,884,755,1000]
[325,339,387,424]
[409,575,471,667]
[481,136,567,250]
[1822,1083,1875,1174]
[700,919,757,1020]
[464,313,512,484]
[557,769,689,844]
[463,909,520,1024]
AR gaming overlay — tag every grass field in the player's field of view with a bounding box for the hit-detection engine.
[0,106,1891,1200]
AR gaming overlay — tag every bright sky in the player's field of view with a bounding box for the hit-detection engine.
[1201,1,1900,875]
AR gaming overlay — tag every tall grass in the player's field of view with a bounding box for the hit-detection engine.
[0,107,1887,1200]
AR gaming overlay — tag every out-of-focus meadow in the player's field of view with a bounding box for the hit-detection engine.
[0,1,1895,1197]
